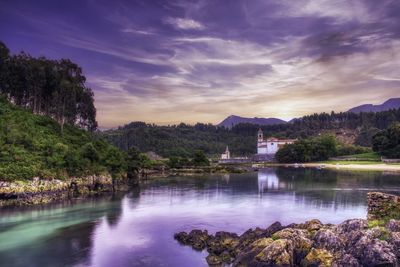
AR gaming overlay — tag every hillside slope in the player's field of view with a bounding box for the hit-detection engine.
[0,97,121,181]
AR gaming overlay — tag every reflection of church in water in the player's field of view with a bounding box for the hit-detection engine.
[257,169,291,192]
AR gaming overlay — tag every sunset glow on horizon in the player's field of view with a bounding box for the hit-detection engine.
[1,0,400,127]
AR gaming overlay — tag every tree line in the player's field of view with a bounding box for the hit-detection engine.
[0,41,97,132]
[102,108,400,158]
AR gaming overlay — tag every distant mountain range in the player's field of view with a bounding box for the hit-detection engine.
[218,98,400,128]
[348,98,400,113]
[218,115,286,128]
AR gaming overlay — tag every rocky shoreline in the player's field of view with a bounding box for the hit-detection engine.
[175,218,400,267]
[0,175,132,208]
[175,192,400,266]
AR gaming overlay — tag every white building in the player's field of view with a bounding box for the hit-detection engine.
[257,129,295,155]
[221,146,230,159]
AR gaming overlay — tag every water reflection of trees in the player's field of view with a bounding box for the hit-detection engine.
[258,167,400,208]
[140,169,400,209]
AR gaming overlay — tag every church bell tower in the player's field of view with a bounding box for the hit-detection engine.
[257,128,263,143]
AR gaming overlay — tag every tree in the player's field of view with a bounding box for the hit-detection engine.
[0,42,98,132]
[104,147,126,191]
[276,135,337,163]
[372,123,400,158]
[192,150,210,166]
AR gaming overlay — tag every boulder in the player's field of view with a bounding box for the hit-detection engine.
[303,219,324,232]
[232,238,274,266]
[206,254,222,266]
[174,229,210,251]
[255,239,294,267]
[350,236,397,267]
[332,253,361,267]
[265,221,284,235]
[386,219,400,232]
[301,248,333,267]
[335,219,367,234]
[388,231,400,259]
[313,228,343,252]
[207,231,239,255]
[272,228,313,264]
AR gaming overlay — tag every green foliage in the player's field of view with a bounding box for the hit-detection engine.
[355,127,380,147]
[102,108,400,158]
[0,97,122,181]
[336,144,372,157]
[0,42,97,131]
[372,123,400,158]
[275,135,338,163]
[167,156,190,169]
[191,150,210,166]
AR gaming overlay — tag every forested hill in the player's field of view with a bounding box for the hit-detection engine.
[0,41,97,131]
[102,109,400,157]
[0,41,127,181]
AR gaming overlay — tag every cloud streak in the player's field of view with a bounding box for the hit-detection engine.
[1,0,400,127]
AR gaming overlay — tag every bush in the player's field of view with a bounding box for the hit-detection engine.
[336,144,371,156]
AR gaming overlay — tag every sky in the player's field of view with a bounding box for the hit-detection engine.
[1,0,400,128]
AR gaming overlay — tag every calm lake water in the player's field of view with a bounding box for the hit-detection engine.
[0,167,399,267]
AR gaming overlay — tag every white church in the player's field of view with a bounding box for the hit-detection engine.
[220,129,296,162]
[257,129,296,155]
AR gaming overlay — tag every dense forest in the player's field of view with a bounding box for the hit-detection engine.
[102,109,400,158]
[0,42,97,132]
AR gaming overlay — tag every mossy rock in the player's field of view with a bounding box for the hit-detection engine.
[255,239,294,266]
[206,254,222,266]
[250,237,274,249]
[301,248,333,267]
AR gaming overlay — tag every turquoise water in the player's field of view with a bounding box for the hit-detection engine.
[0,168,399,267]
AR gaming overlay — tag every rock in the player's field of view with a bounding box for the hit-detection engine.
[206,254,222,266]
[266,221,284,235]
[206,231,239,256]
[351,236,397,266]
[301,248,333,267]
[174,229,210,251]
[272,228,313,264]
[255,239,294,267]
[220,250,232,263]
[250,237,274,249]
[332,253,361,267]
[335,219,368,234]
[304,219,324,232]
[314,229,343,252]
[232,238,274,266]
[388,232,400,259]
[174,217,400,267]
[174,231,189,244]
[386,219,400,232]
[342,229,365,249]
